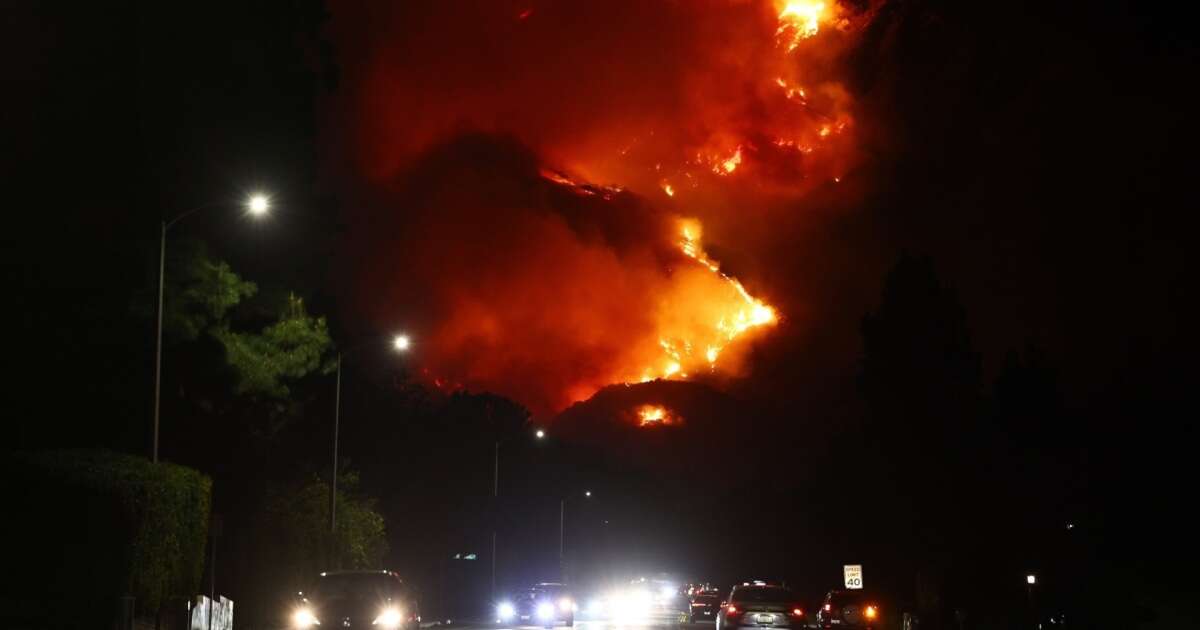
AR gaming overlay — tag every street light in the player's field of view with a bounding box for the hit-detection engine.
[247,193,270,216]
[491,424,548,596]
[330,335,411,542]
[1025,574,1037,630]
[152,193,271,463]
[560,490,592,581]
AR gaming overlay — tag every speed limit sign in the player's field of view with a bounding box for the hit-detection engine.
[843,565,863,589]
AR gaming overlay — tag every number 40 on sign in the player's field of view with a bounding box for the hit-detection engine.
[843,565,863,589]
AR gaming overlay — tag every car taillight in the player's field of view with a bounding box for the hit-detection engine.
[823,604,832,612]
[726,605,739,615]
[791,608,804,617]
[864,606,878,620]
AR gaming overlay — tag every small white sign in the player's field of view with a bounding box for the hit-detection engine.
[843,565,863,590]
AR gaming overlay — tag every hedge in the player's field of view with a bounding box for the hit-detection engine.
[1,449,211,626]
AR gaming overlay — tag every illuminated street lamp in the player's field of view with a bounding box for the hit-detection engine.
[1025,573,1037,630]
[491,424,548,596]
[331,335,410,542]
[152,193,271,463]
[560,489,593,581]
[247,193,270,216]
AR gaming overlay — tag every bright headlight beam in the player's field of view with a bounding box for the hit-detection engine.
[373,607,403,627]
[293,608,318,628]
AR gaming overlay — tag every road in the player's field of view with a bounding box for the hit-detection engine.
[490,616,693,630]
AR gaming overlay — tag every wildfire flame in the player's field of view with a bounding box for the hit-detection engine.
[637,404,679,426]
[777,1,826,51]
[631,218,777,383]
[343,0,870,415]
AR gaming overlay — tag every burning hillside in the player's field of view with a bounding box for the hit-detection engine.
[334,0,875,416]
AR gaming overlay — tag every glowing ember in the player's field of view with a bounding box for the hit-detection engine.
[637,404,679,426]
[777,1,826,51]
[719,146,743,175]
[662,181,675,197]
[775,77,807,101]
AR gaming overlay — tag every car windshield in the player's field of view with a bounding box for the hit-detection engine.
[529,585,566,598]
[310,573,406,599]
[695,595,721,604]
[733,587,795,602]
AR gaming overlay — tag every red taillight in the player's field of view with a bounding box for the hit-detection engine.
[791,608,804,617]
[823,604,832,612]
[726,605,739,615]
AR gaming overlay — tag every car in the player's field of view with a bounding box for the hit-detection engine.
[715,584,806,630]
[290,570,419,629]
[687,592,723,623]
[497,583,575,628]
[816,590,879,630]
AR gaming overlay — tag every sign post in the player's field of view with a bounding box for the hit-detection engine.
[843,565,863,590]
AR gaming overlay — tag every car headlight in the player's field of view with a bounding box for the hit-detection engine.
[587,599,605,615]
[293,607,319,628]
[559,598,574,612]
[537,602,556,619]
[373,607,404,627]
[497,602,516,620]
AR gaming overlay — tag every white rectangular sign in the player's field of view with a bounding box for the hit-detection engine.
[843,564,863,590]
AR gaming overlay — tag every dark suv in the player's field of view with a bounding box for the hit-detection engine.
[716,585,806,630]
[817,590,878,630]
[688,592,723,623]
[291,570,419,629]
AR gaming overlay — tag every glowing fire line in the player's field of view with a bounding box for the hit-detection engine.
[635,219,778,383]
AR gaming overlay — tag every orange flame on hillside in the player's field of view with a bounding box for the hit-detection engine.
[345,0,871,415]
[637,404,680,426]
[629,218,777,385]
[777,1,826,51]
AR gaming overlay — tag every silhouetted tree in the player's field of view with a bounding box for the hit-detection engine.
[858,255,983,627]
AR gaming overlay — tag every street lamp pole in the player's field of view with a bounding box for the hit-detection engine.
[329,335,410,554]
[560,490,590,583]
[152,194,270,464]
[153,221,166,463]
[492,439,499,598]
[492,426,546,596]
[331,352,342,536]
